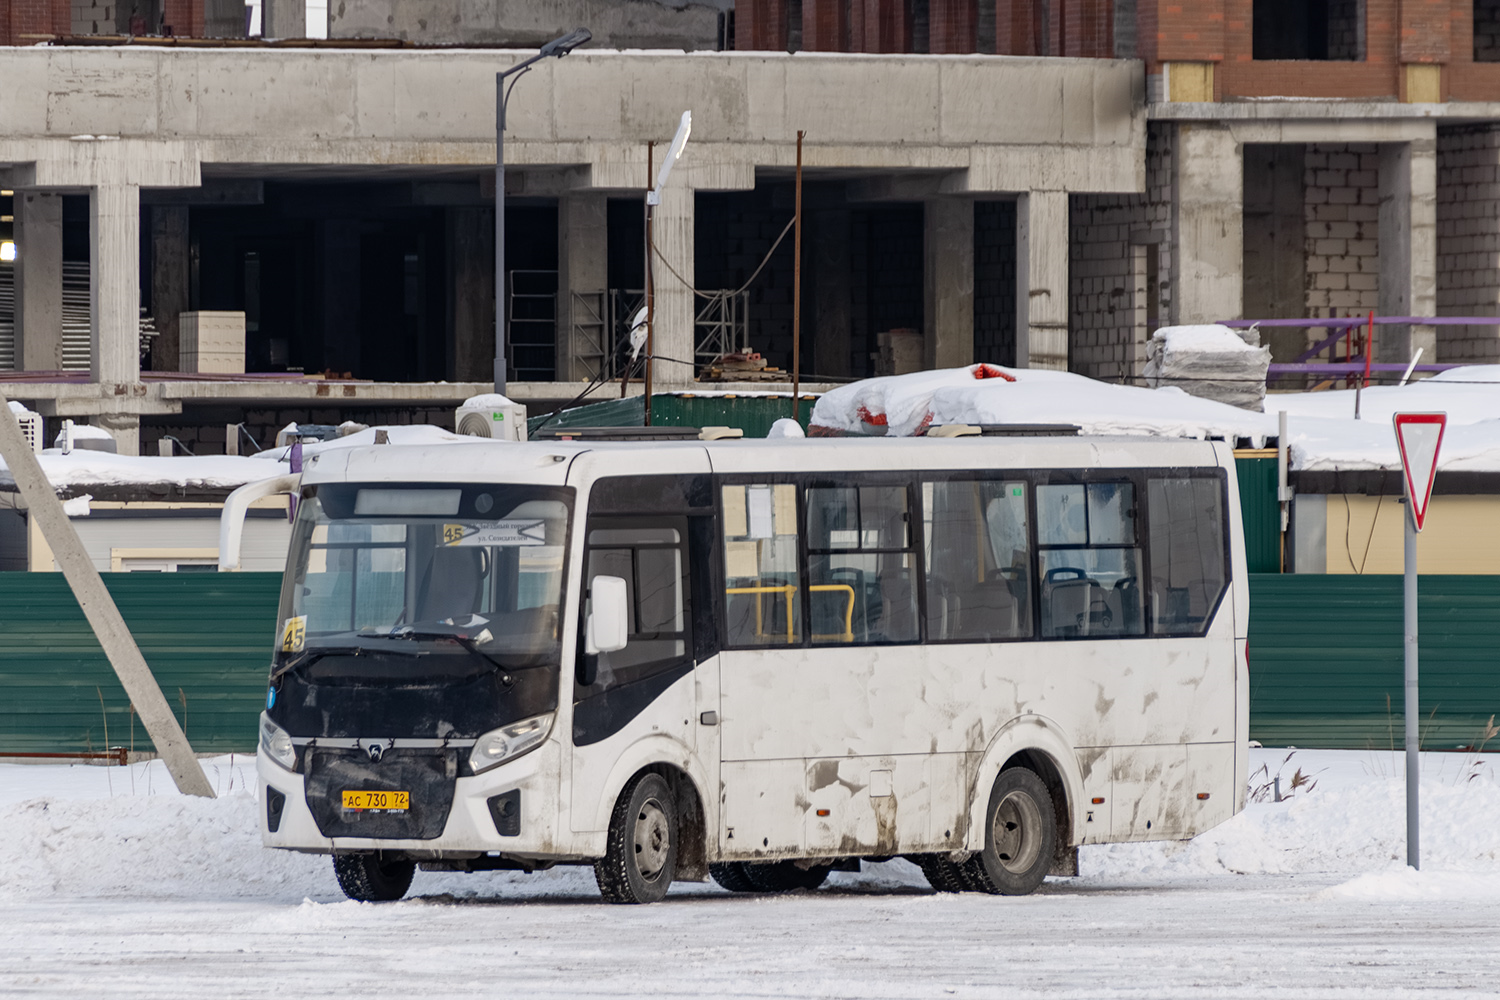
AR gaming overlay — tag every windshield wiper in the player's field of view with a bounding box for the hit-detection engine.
[272,642,424,681]
[382,627,520,687]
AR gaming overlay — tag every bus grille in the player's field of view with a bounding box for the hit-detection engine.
[303,748,457,840]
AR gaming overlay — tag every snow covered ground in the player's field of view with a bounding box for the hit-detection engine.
[4,748,1500,998]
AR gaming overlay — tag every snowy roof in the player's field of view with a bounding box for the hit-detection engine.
[808,364,1500,474]
[0,424,498,498]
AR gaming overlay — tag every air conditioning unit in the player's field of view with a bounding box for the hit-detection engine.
[456,395,528,442]
[13,409,42,454]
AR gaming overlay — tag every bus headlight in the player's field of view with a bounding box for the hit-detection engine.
[259,713,296,772]
[469,713,553,774]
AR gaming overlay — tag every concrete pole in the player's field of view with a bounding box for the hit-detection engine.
[15,191,65,373]
[1015,190,1069,370]
[0,395,214,798]
[924,197,975,370]
[1404,503,1420,869]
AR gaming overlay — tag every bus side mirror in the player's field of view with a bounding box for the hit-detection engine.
[585,575,629,656]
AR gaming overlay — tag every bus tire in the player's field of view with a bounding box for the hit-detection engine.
[709,862,760,893]
[332,853,415,902]
[595,772,678,904]
[912,854,969,893]
[960,768,1056,896]
[742,860,831,892]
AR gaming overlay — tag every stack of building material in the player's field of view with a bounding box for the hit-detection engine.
[180,311,247,374]
[1144,324,1271,410]
[701,351,789,382]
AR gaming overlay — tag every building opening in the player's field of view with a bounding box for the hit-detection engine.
[1477,0,1500,62]
[1253,0,1364,61]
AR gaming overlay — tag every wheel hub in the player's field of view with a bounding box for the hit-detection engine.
[992,788,1044,874]
[633,797,670,880]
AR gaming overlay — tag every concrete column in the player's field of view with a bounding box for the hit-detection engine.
[924,198,975,369]
[448,207,494,382]
[13,191,64,372]
[263,0,307,38]
[812,208,852,378]
[651,183,696,388]
[556,193,609,382]
[1015,190,1069,370]
[150,205,189,372]
[90,183,142,387]
[1378,139,1438,364]
[1172,123,1242,325]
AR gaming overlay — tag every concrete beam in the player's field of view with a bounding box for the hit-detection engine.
[1016,190,1069,370]
[1172,124,1243,326]
[13,191,64,372]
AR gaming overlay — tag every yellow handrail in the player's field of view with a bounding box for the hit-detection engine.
[809,583,856,643]
[725,582,857,644]
[726,584,797,643]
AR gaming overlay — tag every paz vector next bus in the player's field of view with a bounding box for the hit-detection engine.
[240,433,1249,903]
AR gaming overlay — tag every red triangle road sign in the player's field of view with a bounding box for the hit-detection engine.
[1393,412,1447,532]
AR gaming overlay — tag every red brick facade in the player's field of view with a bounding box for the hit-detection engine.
[0,0,203,43]
[730,0,1498,104]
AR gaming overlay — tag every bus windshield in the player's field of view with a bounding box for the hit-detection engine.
[278,483,572,670]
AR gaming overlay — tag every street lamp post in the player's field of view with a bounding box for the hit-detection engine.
[495,27,591,395]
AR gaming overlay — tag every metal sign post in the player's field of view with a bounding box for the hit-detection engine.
[1392,411,1446,870]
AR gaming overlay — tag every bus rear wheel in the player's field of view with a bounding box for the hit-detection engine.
[912,853,970,893]
[332,852,415,902]
[960,768,1056,896]
[595,772,679,904]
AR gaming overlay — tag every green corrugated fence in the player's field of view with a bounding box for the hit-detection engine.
[527,393,816,439]
[0,573,283,755]
[1235,456,1280,574]
[1247,573,1500,749]
[2,572,1499,753]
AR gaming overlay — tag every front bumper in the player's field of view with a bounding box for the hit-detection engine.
[256,740,568,858]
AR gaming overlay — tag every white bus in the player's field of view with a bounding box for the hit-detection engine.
[246,433,1248,903]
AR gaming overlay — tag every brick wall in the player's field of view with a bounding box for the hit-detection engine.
[1436,125,1500,362]
[1067,123,1174,381]
[1302,143,1381,327]
[71,0,112,34]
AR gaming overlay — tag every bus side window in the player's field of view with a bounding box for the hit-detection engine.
[805,484,918,644]
[580,522,690,690]
[1147,476,1228,635]
[922,480,1033,641]
[1036,481,1144,639]
[722,484,801,646]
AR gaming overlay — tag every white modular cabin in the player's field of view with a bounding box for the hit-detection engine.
[254,433,1249,902]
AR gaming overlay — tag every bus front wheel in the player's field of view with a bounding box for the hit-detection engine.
[595,772,679,904]
[960,768,1056,896]
[332,852,415,902]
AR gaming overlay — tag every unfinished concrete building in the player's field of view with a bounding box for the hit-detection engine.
[0,0,1498,453]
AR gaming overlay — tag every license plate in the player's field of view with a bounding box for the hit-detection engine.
[342,790,410,811]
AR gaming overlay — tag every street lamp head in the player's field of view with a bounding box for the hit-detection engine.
[540,27,592,58]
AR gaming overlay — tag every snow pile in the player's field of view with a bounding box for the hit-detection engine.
[1145,324,1271,411]
[809,363,1276,443]
[1084,750,1500,890]
[767,418,805,439]
[249,424,492,464]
